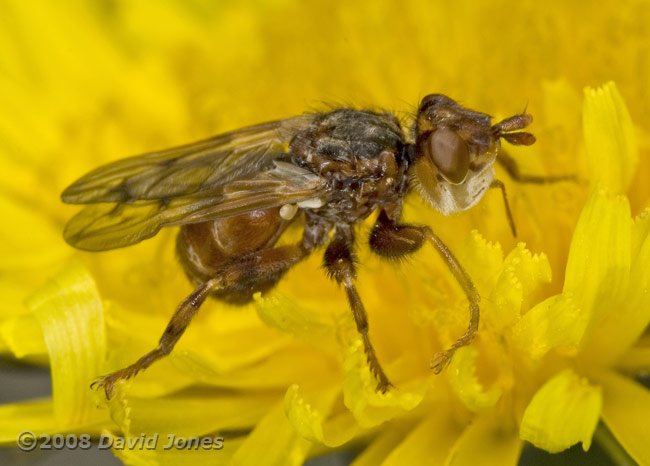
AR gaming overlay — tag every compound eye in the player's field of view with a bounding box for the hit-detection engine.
[426,127,470,184]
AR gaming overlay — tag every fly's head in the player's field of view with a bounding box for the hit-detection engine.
[411,94,535,213]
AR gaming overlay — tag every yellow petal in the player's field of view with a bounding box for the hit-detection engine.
[632,209,650,258]
[488,244,551,331]
[111,430,242,466]
[446,413,521,466]
[231,400,312,466]
[615,345,650,373]
[0,399,105,445]
[284,384,354,447]
[511,293,584,361]
[26,262,107,427]
[0,400,55,445]
[582,209,650,365]
[342,339,428,428]
[254,292,337,350]
[109,389,279,439]
[350,421,414,466]
[448,346,502,412]
[520,369,602,453]
[104,296,289,380]
[563,188,631,338]
[583,81,638,193]
[490,267,523,332]
[593,369,650,466]
[502,244,552,304]
[381,410,467,466]
[460,230,504,296]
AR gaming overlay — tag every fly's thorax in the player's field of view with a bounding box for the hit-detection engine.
[288,109,405,175]
[302,148,408,225]
[286,108,409,225]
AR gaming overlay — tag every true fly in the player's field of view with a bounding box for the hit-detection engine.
[62,94,570,398]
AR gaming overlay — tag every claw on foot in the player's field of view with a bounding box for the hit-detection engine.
[90,368,137,399]
[376,378,394,394]
[430,349,454,374]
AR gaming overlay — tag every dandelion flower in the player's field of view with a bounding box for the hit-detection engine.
[1,1,650,466]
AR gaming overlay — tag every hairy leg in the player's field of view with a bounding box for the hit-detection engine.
[323,228,392,392]
[369,211,480,374]
[94,243,308,399]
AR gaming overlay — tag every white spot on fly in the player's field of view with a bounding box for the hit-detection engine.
[297,198,323,209]
[280,204,298,220]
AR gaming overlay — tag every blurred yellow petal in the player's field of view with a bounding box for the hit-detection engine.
[583,81,638,193]
[520,369,602,453]
[0,195,67,270]
[349,421,413,466]
[563,189,631,337]
[0,313,47,358]
[232,401,311,466]
[0,194,69,322]
[0,400,56,445]
[616,345,650,373]
[172,345,338,390]
[0,400,59,446]
[594,369,650,466]
[446,413,521,466]
[381,410,466,466]
[448,347,502,412]
[26,262,107,427]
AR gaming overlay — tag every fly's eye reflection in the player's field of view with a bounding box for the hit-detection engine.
[426,127,469,184]
[61,94,569,399]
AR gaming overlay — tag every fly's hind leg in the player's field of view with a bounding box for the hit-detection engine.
[93,243,309,399]
[92,281,216,398]
[369,211,480,375]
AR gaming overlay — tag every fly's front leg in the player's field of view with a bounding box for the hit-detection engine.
[490,179,517,237]
[497,150,576,184]
[324,228,392,392]
[369,211,480,373]
[93,243,309,399]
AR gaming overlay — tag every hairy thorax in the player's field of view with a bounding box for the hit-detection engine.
[289,109,409,226]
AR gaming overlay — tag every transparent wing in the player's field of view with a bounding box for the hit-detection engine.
[63,162,327,251]
[61,115,315,204]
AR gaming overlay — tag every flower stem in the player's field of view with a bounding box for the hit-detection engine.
[594,422,636,466]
